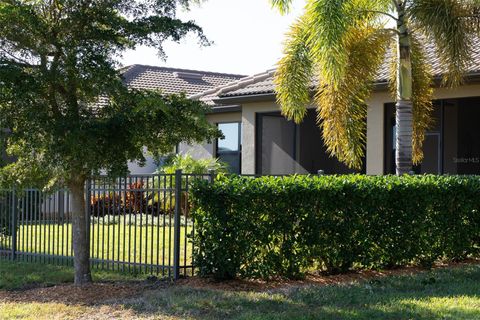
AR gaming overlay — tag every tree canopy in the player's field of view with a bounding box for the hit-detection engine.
[0,0,218,187]
[271,0,480,172]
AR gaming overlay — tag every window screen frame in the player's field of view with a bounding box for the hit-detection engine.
[215,121,242,174]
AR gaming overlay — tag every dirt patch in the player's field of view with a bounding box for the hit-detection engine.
[177,259,480,292]
[1,259,479,306]
[0,281,161,306]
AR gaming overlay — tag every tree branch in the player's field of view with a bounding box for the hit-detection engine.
[356,9,398,21]
[384,28,401,36]
[45,48,63,118]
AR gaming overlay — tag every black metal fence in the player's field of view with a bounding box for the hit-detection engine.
[0,171,212,279]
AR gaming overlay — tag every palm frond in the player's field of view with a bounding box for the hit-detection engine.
[276,0,393,168]
[464,0,480,32]
[410,38,435,164]
[274,15,313,124]
[270,0,294,14]
[305,0,391,86]
[316,24,392,169]
[408,0,476,86]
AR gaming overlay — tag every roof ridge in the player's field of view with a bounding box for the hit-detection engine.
[120,64,246,78]
[190,68,276,100]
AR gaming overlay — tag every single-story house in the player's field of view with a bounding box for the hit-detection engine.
[0,65,245,173]
[179,45,480,176]
[119,65,245,173]
[4,56,480,176]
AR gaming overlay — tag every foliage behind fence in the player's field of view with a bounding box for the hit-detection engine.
[0,172,210,279]
[191,174,480,280]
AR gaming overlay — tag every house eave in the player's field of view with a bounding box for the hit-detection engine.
[207,105,242,114]
[213,93,277,104]
[212,72,480,104]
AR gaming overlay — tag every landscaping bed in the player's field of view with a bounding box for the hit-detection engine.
[1,260,480,319]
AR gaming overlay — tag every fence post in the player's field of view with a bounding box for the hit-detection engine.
[10,186,17,261]
[85,178,91,259]
[58,189,65,223]
[173,169,182,280]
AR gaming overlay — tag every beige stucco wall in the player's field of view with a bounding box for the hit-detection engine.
[241,101,282,174]
[366,83,480,174]
[176,99,303,174]
[241,97,386,175]
[434,83,480,100]
[128,146,161,174]
[241,83,480,175]
[178,111,242,159]
[178,83,480,176]
[366,92,392,175]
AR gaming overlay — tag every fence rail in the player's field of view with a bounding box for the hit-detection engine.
[0,170,212,280]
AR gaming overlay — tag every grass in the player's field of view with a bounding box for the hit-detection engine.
[6,217,193,268]
[1,260,480,319]
[129,265,480,319]
[0,260,140,290]
[0,303,116,320]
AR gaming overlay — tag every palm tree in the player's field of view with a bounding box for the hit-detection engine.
[271,0,480,175]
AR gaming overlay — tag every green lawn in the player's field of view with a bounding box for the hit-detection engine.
[1,260,480,319]
[10,216,193,270]
[0,260,140,290]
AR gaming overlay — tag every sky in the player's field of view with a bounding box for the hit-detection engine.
[120,0,305,76]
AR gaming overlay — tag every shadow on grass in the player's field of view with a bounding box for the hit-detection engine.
[0,261,73,290]
[0,260,146,290]
[122,264,480,320]
[1,261,480,320]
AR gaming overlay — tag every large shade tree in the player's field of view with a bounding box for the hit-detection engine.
[271,0,480,174]
[0,0,219,285]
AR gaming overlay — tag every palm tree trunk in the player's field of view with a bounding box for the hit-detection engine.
[395,4,414,175]
[68,175,92,285]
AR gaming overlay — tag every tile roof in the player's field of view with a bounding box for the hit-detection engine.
[189,69,277,101]
[375,40,480,83]
[196,40,480,101]
[120,65,246,97]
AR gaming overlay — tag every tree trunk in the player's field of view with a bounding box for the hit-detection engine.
[395,4,414,175]
[68,175,92,285]
[395,99,413,175]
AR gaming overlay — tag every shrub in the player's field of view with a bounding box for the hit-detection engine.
[158,153,228,175]
[191,175,480,280]
[89,181,173,216]
[1,190,42,239]
[90,192,123,216]
[147,154,227,214]
[91,214,192,227]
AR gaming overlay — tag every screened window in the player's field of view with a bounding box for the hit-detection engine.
[216,122,241,174]
[384,97,480,175]
[256,110,363,175]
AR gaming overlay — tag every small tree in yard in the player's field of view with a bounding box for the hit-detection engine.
[0,0,219,285]
[271,0,480,175]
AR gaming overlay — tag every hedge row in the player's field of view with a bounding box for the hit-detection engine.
[190,175,480,280]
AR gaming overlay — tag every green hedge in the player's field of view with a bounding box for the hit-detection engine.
[190,175,480,280]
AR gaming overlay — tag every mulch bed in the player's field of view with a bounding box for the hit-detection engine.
[177,258,480,292]
[0,281,153,305]
[1,259,479,305]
